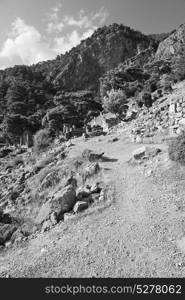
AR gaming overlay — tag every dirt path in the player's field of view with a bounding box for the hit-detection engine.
[0,133,185,277]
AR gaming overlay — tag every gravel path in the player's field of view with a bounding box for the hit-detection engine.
[0,133,185,277]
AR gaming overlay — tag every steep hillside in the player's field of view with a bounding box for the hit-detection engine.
[155,24,185,60]
[45,24,152,92]
[1,22,185,146]
[0,23,155,144]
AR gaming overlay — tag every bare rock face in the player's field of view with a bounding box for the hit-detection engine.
[156,24,185,61]
[52,24,151,91]
[36,185,76,224]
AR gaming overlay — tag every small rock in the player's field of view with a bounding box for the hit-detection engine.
[5,241,12,248]
[90,183,102,194]
[41,220,53,232]
[132,146,146,160]
[145,169,153,177]
[50,212,58,225]
[91,193,101,202]
[109,137,119,143]
[73,201,88,213]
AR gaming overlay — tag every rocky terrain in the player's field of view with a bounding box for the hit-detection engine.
[1,123,185,277]
[1,21,185,277]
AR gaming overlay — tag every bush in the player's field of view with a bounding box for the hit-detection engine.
[102,89,128,120]
[33,129,53,153]
[168,132,185,164]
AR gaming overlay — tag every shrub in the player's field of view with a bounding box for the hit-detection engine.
[168,132,185,164]
[102,89,128,120]
[33,129,53,153]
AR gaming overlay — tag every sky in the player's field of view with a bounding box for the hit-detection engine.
[0,0,185,69]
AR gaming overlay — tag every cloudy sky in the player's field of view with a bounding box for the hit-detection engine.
[0,0,184,69]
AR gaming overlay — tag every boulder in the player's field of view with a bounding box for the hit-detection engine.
[82,149,104,161]
[0,223,17,245]
[76,187,91,201]
[179,118,185,127]
[64,213,76,222]
[36,185,76,224]
[81,195,94,204]
[0,210,12,224]
[132,146,146,160]
[90,182,102,194]
[145,147,161,157]
[132,146,161,160]
[73,202,89,213]
[82,163,101,182]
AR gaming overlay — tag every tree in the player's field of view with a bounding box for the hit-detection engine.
[172,54,185,82]
[33,129,53,153]
[1,114,28,144]
[160,74,173,92]
[102,89,128,120]
[42,104,78,135]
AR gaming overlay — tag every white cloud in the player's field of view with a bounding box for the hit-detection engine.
[54,28,94,53]
[46,2,64,34]
[64,7,109,29]
[0,7,109,68]
[0,18,55,64]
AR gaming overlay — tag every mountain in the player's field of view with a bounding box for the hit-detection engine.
[44,24,152,92]
[155,24,185,60]
[0,22,185,144]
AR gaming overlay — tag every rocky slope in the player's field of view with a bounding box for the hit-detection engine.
[1,128,185,278]
[155,24,185,60]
